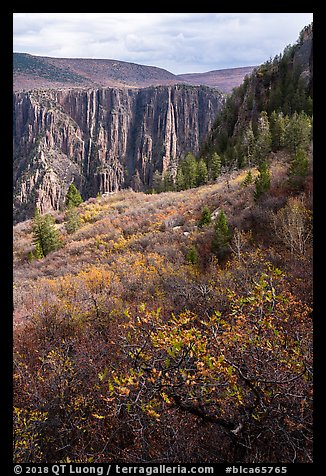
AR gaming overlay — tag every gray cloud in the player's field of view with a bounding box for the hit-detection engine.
[13,13,313,73]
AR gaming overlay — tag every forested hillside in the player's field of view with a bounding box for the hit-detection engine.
[201,23,312,170]
[148,24,312,196]
[13,24,313,464]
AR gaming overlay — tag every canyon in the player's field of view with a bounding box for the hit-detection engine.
[13,53,260,222]
[13,84,224,222]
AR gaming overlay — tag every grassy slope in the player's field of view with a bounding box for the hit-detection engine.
[13,151,313,463]
[13,153,309,325]
[13,166,257,314]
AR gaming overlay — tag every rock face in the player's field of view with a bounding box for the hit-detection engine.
[293,24,313,95]
[13,85,223,221]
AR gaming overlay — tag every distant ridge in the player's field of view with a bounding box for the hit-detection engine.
[177,66,256,93]
[13,52,180,91]
[13,52,256,93]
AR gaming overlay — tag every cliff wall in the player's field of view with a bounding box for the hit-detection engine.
[13,85,223,221]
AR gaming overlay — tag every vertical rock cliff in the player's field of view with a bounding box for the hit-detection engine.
[13,85,223,221]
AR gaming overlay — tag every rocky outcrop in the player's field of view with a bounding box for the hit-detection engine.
[293,24,313,95]
[13,85,223,221]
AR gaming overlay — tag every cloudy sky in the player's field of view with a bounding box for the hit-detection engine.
[13,13,313,74]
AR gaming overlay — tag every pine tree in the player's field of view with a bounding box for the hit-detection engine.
[212,210,232,258]
[65,207,82,234]
[270,111,286,151]
[284,111,312,154]
[27,250,35,262]
[210,152,222,180]
[254,161,271,201]
[234,140,246,169]
[288,148,309,191]
[268,84,283,113]
[65,183,83,209]
[162,171,174,192]
[181,153,198,189]
[253,111,272,164]
[175,167,185,192]
[185,246,199,265]
[243,122,256,166]
[32,210,62,257]
[241,170,253,187]
[34,241,44,259]
[196,158,208,186]
[198,206,212,227]
[305,96,313,116]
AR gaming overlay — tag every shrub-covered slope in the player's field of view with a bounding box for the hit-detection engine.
[201,23,313,168]
[13,149,313,463]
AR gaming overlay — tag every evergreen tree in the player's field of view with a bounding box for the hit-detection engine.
[65,207,82,234]
[305,96,313,116]
[210,152,222,180]
[196,158,208,186]
[32,210,62,257]
[212,210,232,258]
[288,148,309,191]
[284,111,312,154]
[241,170,253,187]
[27,250,35,262]
[185,246,199,265]
[65,183,83,209]
[292,84,307,113]
[34,241,44,259]
[253,111,272,164]
[162,171,174,192]
[234,141,246,169]
[243,122,256,167]
[175,167,185,192]
[181,153,198,189]
[28,242,44,261]
[198,206,212,227]
[270,111,286,151]
[268,83,283,113]
[254,161,271,201]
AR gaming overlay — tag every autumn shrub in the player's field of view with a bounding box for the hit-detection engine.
[100,261,312,463]
[86,197,97,205]
[163,213,185,228]
[247,204,271,236]
[80,202,104,223]
[14,244,313,464]
[272,196,312,257]
[13,406,48,462]
[195,228,214,268]
[13,161,313,463]
[14,329,112,462]
[113,202,129,214]
[151,241,187,266]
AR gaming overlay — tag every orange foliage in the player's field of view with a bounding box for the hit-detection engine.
[13,160,313,463]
